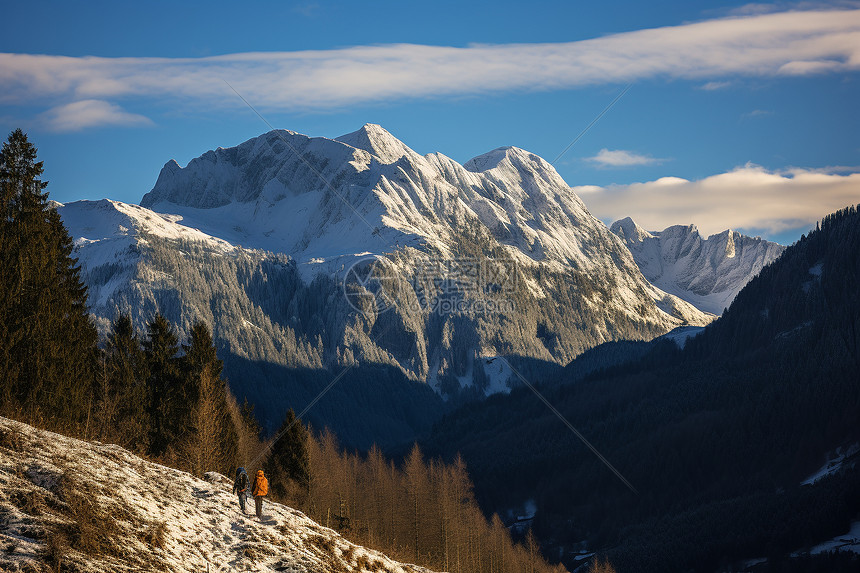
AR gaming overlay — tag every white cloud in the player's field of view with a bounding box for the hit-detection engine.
[587,148,664,167]
[574,164,860,237]
[0,8,858,114]
[742,109,774,118]
[700,81,733,90]
[38,100,153,132]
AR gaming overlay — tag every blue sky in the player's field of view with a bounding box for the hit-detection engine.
[2,1,859,244]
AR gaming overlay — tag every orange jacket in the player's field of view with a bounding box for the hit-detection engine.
[253,471,268,497]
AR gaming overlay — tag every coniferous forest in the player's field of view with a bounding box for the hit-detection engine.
[425,205,860,572]
[0,130,570,573]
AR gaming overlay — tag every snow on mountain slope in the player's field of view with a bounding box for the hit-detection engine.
[143,125,601,271]
[611,217,785,315]
[141,124,709,326]
[0,416,435,573]
[57,199,235,311]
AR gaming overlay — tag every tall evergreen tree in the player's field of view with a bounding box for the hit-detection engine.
[264,409,311,499]
[99,314,148,449]
[143,314,182,457]
[182,321,223,381]
[181,321,237,475]
[0,129,98,427]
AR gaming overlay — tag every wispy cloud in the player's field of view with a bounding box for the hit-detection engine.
[38,100,153,132]
[586,148,665,168]
[742,109,774,119]
[700,81,733,90]
[575,164,860,237]
[292,2,321,17]
[1,8,858,119]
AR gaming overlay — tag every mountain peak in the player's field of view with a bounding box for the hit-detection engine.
[610,217,653,243]
[463,146,544,173]
[613,220,785,314]
[335,123,414,163]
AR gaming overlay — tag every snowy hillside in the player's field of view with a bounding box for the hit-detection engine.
[58,199,235,314]
[611,217,785,315]
[0,416,435,573]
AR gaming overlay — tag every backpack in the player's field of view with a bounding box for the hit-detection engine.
[235,467,249,492]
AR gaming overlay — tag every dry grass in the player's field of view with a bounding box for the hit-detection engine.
[8,488,47,517]
[0,426,25,451]
[242,545,258,561]
[45,474,171,571]
[305,535,350,572]
[55,476,121,558]
[307,534,336,555]
[44,530,71,572]
[140,521,167,551]
[355,554,372,570]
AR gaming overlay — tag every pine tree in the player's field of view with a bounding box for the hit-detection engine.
[143,314,182,457]
[99,314,149,449]
[0,128,98,428]
[183,321,223,380]
[404,444,429,562]
[264,409,311,501]
[181,321,237,475]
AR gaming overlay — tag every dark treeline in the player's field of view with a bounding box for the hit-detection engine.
[0,129,252,473]
[425,205,860,572]
[0,128,98,431]
[0,129,572,573]
[92,313,257,476]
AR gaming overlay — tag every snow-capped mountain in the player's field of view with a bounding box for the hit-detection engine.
[139,124,709,324]
[611,217,785,315]
[57,125,719,442]
[138,125,697,291]
[0,416,436,573]
[72,124,713,352]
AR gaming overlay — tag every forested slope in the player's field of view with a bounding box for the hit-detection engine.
[425,205,860,572]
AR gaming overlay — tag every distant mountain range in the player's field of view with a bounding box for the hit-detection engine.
[57,125,778,445]
[611,217,784,315]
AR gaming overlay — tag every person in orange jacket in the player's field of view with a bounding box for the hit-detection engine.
[252,469,269,519]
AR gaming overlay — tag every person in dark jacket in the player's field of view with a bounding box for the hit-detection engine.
[233,467,250,513]
[252,469,268,519]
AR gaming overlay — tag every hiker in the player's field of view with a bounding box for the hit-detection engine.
[252,469,269,519]
[233,467,250,513]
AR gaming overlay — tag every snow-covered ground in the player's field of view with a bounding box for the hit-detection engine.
[657,325,705,349]
[0,416,435,573]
